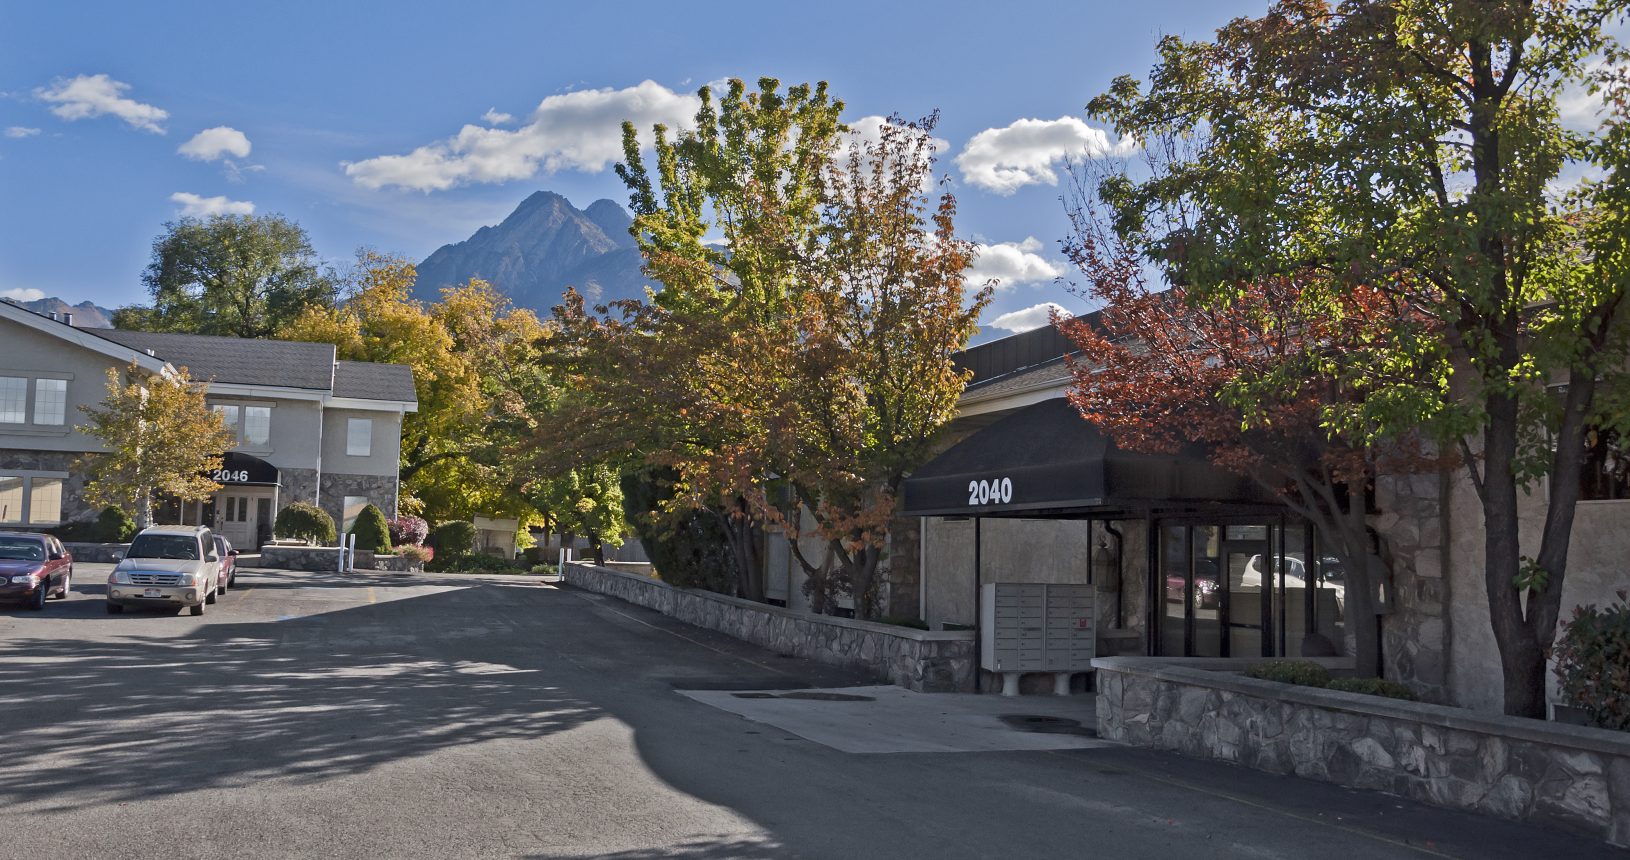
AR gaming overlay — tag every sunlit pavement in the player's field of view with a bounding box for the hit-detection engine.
[0,567,1615,859]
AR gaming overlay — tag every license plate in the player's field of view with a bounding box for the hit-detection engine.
[143,588,163,598]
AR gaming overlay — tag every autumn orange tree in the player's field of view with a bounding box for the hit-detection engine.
[1058,180,1441,673]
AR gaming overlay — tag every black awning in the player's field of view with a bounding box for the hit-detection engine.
[900,398,1275,517]
[212,451,280,487]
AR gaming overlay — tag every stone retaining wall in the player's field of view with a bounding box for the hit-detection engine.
[565,562,976,692]
[1093,656,1630,845]
[259,545,376,572]
[64,542,129,563]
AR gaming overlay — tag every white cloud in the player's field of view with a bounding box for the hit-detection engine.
[35,74,168,133]
[178,126,252,161]
[4,127,40,139]
[481,107,514,126]
[345,80,701,192]
[170,192,255,217]
[967,237,1064,290]
[989,302,1072,334]
[0,287,46,302]
[956,116,1134,195]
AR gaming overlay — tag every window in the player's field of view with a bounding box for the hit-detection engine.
[244,406,271,446]
[0,477,21,523]
[1583,426,1630,501]
[33,378,66,426]
[0,377,25,423]
[346,418,372,456]
[342,495,369,533]
[213,404,240,436]
[27,478,62,524]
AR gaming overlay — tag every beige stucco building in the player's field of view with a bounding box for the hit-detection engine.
[0,301,417,548]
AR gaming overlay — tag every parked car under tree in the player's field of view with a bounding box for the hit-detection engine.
[0,533,72,610]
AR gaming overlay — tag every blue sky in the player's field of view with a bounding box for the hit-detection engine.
[0,0,1267,334]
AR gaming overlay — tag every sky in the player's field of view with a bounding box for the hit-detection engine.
[0,0,1271,336]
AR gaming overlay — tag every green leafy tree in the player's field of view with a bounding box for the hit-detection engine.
[1088,0,1630,715]
[115,214,335,338]
[76,363,235,528]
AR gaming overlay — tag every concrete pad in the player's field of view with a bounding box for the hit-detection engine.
[677,684,1114,754]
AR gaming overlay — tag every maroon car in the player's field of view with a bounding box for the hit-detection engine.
[0,533,73,611]
[213,535,238,592]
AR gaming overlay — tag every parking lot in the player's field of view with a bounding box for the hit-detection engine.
[0,565,1617,859]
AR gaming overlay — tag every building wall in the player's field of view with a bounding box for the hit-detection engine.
[0,318,125,455]
[318,472,401,529]
[1442,463,1630,713]
[206,395,323,469]
[320,408,404,477]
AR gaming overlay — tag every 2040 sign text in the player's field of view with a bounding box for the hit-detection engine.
[967,477,1013,506]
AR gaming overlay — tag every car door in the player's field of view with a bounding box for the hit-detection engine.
[47,537,67,591]
[199,531,219,590]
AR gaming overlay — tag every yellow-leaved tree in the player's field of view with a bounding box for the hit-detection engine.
[77,363,237,528]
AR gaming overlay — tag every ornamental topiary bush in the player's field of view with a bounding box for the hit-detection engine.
[388,515,429,547]
[1326,677,1418,701]
[1244,660,1332,688]
[274,502,336,545]
[1554,592,1630,731]
[431,520,477,555]
[349,504,391,553]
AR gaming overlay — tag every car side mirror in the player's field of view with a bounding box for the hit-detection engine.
[228,549,239,557]
[111,552,123,563]
[207,553,220,563]
[49,552,63,561]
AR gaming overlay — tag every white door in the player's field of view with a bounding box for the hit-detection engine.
[219,494,254,548]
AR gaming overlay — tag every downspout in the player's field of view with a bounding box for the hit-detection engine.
[1105,522,1124,628]
[919,518,927,625]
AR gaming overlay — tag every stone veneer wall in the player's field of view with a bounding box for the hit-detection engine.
[565,561,977,692]
[1094,657,1630,846]
[279,467,318,511]
[1373,471,1449,701]
[317,473,400,527]
[0,449,97,523]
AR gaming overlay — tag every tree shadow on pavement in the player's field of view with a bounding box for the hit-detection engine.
[0,583,599,811]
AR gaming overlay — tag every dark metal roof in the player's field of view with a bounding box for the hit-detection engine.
[901,398,1274,518]
[94,330,337,390]
[333,360,417,403]
[957,322,1078,385]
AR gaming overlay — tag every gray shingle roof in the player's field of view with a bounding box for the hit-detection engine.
[94,330,337,391]
[333,360,417,403]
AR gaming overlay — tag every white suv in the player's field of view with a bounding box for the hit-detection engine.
[107,525,222,616]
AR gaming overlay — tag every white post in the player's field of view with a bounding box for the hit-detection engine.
[348,533,357,573]
[558,546,567,576]
[337,537,346,573]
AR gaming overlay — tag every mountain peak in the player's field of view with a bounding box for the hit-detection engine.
[414,190,649,311]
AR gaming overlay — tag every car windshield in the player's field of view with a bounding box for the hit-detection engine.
[127,534,200,561]
[0,539,45,562]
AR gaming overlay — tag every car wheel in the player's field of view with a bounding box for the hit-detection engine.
[205,585,218,605]
[53,572,70,599]
[29,583,46,611]
[107,601,123,614]
[190,601,205,617]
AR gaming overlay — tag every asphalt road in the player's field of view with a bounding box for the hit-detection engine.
[0,566,1618,859]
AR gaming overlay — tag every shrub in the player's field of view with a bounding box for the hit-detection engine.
[388,515,429,547]
[529,563,555,575]
[620,468,736,594]
[1326,677,1418,701]
[95,505,136,542]
[274,502,336,545]
[1244,660,1332,688]
[431,520,477,555]
[394,544,433,563]
[349,504,391,553]
[1555,593,1630,731]
[426,552,525,574]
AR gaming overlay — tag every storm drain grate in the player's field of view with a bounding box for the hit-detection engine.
[999,714,1097,737]
[730,691,877,702]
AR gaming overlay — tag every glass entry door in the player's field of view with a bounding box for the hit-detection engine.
[1156,520,1287,659]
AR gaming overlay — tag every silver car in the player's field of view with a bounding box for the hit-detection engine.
[107,525,222,616]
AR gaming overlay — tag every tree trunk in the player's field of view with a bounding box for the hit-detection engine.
[843,543,883,621]
[587,530,606,566]
[1479,390,1548,717]
[137,488,154,530]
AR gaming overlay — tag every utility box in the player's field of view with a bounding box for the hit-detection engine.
[980,583,1096,693]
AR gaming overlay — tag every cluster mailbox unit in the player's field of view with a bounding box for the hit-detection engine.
[979,582,1097,696]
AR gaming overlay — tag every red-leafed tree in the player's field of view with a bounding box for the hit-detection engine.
[1057,181,1443,675]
